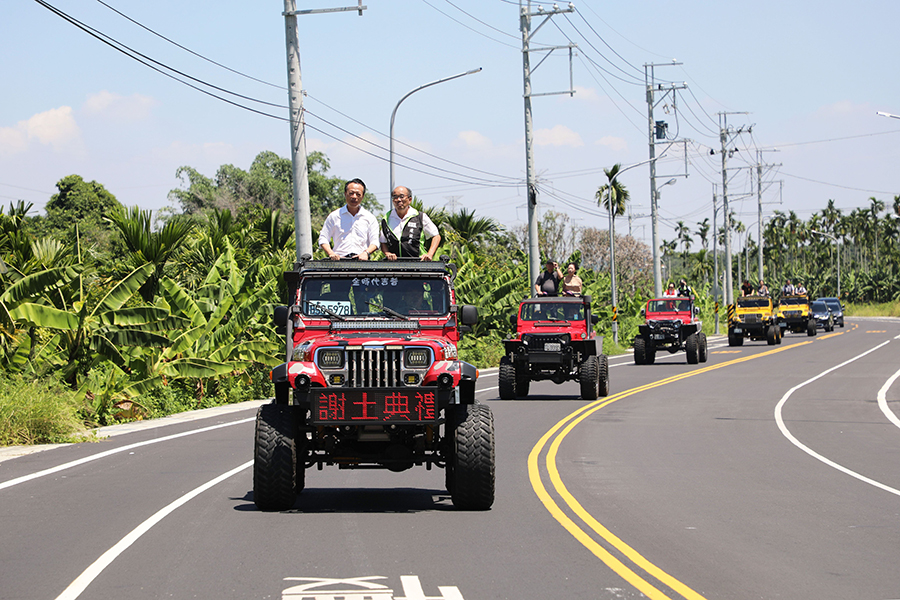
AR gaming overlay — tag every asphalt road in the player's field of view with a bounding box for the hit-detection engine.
[2,318,900,600]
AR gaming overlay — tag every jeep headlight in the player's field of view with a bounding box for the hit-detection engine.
[317,348,344,369]
[405,348,431,368]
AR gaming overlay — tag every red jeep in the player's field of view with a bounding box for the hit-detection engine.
[634,296,708,364]
[499,295,609,400]
[256,258,493,512]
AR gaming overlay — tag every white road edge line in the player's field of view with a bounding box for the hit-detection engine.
[0,417,254,491]
[54,460,253,600]
[774,340,900,497]
[876,366,900,430]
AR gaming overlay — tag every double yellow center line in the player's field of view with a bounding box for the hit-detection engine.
[527,339,816,599]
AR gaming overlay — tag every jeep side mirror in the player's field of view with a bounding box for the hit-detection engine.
[510,314,517,327]
[591,315,599,325]
[693,306,700,315]
[640,307,646,317]
[274,305,289,327]
[459,304,479,326]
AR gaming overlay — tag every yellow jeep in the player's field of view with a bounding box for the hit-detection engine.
[777,294,816,336]
[729,295,781,346]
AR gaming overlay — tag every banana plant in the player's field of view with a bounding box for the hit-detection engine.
[122,243,282,398]
[8,262,171,385]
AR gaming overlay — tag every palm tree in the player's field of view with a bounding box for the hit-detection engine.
[106,206,196,301]
[696,218,710,251]
[596,164,630,330]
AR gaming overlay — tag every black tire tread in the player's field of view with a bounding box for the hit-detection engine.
[253,404,298,511]
[450,404,495,510]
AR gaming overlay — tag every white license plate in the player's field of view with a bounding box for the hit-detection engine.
[652,334,666,340]
[733,328,742,333]
[544,342,561,352]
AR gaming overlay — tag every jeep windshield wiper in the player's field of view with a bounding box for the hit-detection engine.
[367,301,409,321]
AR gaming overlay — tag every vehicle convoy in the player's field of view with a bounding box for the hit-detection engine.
[634,296,708,365]
[818,297,845,328]
[256,257,493,512]
[499,295,608,400]
[810,299,835,331]
[728,295,781,346]
[777,294,816,336]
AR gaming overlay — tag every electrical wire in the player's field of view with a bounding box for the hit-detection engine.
[418,0,519,49]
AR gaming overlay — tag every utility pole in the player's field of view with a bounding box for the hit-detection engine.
[754,148,781,281]
[521,1,575,295]
[712,185,719,334]
[717,111,749,305]
[283,1,366,262]
[645,62,686,297]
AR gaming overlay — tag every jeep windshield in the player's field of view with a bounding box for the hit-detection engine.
[648,299,692,313]
[780,297,807,307]
[520,302,585,321]
[301,276,450,317]
[737,298,770,308]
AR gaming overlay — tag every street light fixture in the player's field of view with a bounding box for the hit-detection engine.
[810,229,841,297]
[604,153,673,345]
[389,68,482,192]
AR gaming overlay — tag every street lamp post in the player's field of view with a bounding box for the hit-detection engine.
[390,68,482,192]
[811,229,841,297]
[604,154,673,345]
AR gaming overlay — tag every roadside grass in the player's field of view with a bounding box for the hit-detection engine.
[0,374,91,446]
[845,301,900,317]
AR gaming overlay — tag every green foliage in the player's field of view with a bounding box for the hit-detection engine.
[0,373,87,445]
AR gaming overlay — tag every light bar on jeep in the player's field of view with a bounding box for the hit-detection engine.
[331,320,420,330]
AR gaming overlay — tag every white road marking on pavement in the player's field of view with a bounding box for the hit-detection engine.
[876,367,900,430]
[54,460,253,600]
[0,417,254,491]
[774,340,900,497]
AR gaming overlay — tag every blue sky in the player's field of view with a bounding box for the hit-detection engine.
[3,0,899,249]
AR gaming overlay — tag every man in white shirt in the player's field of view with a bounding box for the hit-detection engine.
[379,186,441,261]
[319,178,379,260]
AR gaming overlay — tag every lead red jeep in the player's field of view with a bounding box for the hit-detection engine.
[498,295,609,400]
[256,257,494,512]
[634,296,708,364]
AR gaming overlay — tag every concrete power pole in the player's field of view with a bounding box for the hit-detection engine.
[283,1,366,262]
[520,1,575,295]
[644,63,685,297]
[755,148,781,282]
[717,112,749,305]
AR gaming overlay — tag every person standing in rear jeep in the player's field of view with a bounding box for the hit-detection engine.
[380,185,441,261]
[319,178,379,260]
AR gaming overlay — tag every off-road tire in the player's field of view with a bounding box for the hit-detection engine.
[579,355,600,400]
[498,356,516,400]
[646,342,656,364]
[767,324,778,345]
[253,403,298,511]
[597,354,610,396]
[448,404,495,510]
[698,333,709,363]
[515,364,530,398]
[634,336,648,365]
[807,320,816,336]
[686,333,699,364]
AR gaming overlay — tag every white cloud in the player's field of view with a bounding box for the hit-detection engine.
[456,130,493,151]
[0,106,83,157]
[82,90,158,122]
[534,125,584,148]
[572,85,600,102]
[596,136,628,152]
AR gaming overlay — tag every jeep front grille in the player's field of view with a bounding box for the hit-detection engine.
[742,314,761,323]
[346,349,402,387]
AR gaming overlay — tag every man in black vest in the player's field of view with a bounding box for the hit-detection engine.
[380,186,441,261]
